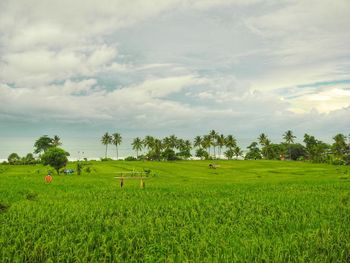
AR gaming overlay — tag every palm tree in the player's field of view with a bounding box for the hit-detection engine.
[258,133,267,146]
[143,135,155,150]
[101,132,112,158]
[283,130,296,160]
[194,136,202,149]
[216,134,225,159]
[202,135,212,155]
[112,133,122,160]
[258,133,270,159]
[209,130,218,158]
[233,146,243,159]
[225,135,237,149]
[169,135,178,150]
[52,135,62,147]
[132,137,143,158]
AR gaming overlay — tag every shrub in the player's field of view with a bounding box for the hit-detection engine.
[125,156,137,161]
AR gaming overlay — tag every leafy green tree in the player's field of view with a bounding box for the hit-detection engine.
[24,153,36,164]
[303,134,330,163]
[8,153,20,164]
[332,133,347,158]
[132,137,143,158]
[101,133,112,159]
[112,133,122,160]
[195,148,209,160]
[161,148,178,161]
[245,142,262,160]
[34,135,53,154]
[283,130,296,160]
[41,147,70,174]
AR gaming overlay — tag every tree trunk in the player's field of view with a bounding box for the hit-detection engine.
[105,145,107,158]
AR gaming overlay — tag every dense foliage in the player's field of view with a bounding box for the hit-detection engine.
[41,147,70,174]
[102,130,350,165]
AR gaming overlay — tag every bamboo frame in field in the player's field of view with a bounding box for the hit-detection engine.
[114,171,148,188]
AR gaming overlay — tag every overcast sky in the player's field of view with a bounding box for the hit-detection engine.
[1,0,349,142]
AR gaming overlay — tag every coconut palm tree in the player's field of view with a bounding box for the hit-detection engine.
[202,135,212,155]
[112,133,122,160]
[52,135,62,147]
[169,134,178,150]
[258,133,270,159]
[233,146,243,159]
[216,134,225,159]
[209,130,218,158]
[101,132,112,158]
[194,136,202,149]
[132,137,143,158]
[225,135,237,149]
[143,135,155,150]
[258,133,267,146]
[283,130,296,160]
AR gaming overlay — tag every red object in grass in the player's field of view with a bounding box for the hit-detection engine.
[45,175,53,183]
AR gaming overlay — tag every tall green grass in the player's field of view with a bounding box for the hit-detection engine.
[1,161,350,262]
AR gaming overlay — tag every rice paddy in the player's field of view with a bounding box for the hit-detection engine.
[1,160,350,262]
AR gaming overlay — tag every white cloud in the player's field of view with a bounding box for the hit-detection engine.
[0,0,349,140]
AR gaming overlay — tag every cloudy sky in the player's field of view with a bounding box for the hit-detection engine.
[1,0,350,146]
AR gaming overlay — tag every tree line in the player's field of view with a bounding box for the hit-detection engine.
[101,130,350,165]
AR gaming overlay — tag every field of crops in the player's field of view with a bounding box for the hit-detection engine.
[1,160,350,262]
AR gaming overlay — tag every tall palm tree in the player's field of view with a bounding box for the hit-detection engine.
[162,136,171,149]
[258,133,269,159]
[169,134,178,150]
[143,135,155,150]
[258,133,267,146]
[52,135,62,147]
[112,133,122,160]
[101,132,112,158]
[216,134,225,159]
[225,135,237,149]
[132,137,143,158]
[194,136,202,149]
[202,135,212,155]
[283,130,296,160]
[233,146,243,159]
[209,130,218,158]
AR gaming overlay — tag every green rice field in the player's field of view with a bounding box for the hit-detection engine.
[1,160,350,262]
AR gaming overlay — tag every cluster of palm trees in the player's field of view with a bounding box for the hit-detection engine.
[193,130,242,160]
[101,132,122,159]
[101,130,243,160]
[132,135,192,160]
[101,130,350,164]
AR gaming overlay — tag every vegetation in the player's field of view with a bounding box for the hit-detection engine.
[41,147,70,174]
[34,135,61,154]
[0,160,349,261]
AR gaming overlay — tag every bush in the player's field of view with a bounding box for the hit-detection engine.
[100,157,113,161]
[125,156,137,161]
[343,154,350,165]
[332,159,345,165]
